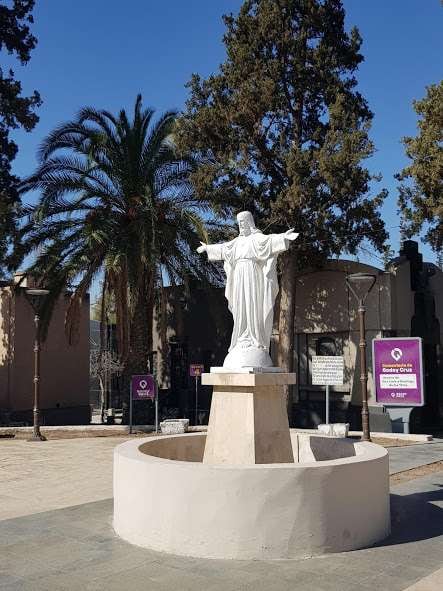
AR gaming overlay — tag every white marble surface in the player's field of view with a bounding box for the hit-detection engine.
[197,211,298,369]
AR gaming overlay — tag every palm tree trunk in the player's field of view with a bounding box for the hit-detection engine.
[122,272,154,424]
[129,297,153,372]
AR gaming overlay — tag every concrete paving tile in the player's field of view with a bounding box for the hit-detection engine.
[366,573,425,591]
[208,578,284,591]
[389,443,443,474]
[263,556,345,581]
[193,558,258,579]
[0,553,60,579]
[139,551,200,572]
[85,565,208,591]
[0,583,27,591]
[79,554,160,580]
[274,568,360,591]
[402,567,443,591]
[14,571,90,591]
[0,574,23,588]
[4,538,110,573]
[237,576,363,591]
[378,561,435,579]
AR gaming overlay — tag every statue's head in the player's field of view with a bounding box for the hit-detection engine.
[237,211,258,236]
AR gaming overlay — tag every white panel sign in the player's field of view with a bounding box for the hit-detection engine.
[380,374,417,390]
[312,356,344,386]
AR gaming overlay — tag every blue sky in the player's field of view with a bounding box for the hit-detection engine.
[8,0,443,277]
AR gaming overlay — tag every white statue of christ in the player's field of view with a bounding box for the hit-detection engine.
[197,211,299,369]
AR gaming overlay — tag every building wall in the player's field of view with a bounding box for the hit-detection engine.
[290,260,390,410]
[152,284,232,420]
[0,287,14,410]
[0,285,90,425]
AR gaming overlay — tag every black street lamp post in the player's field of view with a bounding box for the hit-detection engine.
[346,273,376,442]
[24,288,50,442]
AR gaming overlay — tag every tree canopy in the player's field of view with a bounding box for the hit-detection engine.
[397,81,443,255]
[177,0,387,373]
[0,0,41,277]
[177,0,387,265]
[18,96,213,379]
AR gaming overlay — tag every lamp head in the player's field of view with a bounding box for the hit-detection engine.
[25,288,50,314]
[346,273,376,304]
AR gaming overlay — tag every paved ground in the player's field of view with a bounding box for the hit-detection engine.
[403,568,443,590]
[0,436,133,520]
[0,471,442,591]
[0,437,442,590]
[388,441,443,474]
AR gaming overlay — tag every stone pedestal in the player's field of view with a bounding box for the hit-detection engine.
[202,372,296,465]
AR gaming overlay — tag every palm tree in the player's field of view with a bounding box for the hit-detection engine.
[19,95,214,385]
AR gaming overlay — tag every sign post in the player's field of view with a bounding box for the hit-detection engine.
[189,364,204,426]
[373,337,424,433]
[311,356,344,425]
[326,384,330,425]
[130,374,155,434]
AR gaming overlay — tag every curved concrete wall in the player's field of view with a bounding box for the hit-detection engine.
[114,434,390,560]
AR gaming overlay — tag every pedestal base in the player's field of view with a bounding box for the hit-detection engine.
[385,406,414,434]
[202,372,296,465]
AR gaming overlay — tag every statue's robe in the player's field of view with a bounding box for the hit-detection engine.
[206,231,288,356]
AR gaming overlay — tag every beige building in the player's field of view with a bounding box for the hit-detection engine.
[288,241,442,432]
[0,275,90,425]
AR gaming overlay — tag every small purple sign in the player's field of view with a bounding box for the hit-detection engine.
[189,364,204,377]
[131,374,155,400]
[373,338,424,406]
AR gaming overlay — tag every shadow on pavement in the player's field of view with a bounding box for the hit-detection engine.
[377,485,443,546]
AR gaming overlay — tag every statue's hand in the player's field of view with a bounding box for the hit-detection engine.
[197,241,207,254]
[284,228,299,242]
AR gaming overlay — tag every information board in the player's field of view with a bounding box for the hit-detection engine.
[373,337,424,406]
[311,356,344,386]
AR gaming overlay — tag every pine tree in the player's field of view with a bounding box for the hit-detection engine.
[397,81,443,259]
[0,0,41,277]
[177,0,387,377]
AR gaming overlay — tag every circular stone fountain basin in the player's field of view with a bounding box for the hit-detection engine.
[113,432,390,560]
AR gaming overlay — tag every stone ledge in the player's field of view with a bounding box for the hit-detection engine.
[202,371,296,387]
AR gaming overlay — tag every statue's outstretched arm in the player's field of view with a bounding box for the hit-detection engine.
[267,229,299,256]
[196,241,225,261]
[282,228,299,242]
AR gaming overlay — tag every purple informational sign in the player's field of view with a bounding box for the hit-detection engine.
[131,374,155,400]
[189,364,204,377]
[372,338,424,406]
